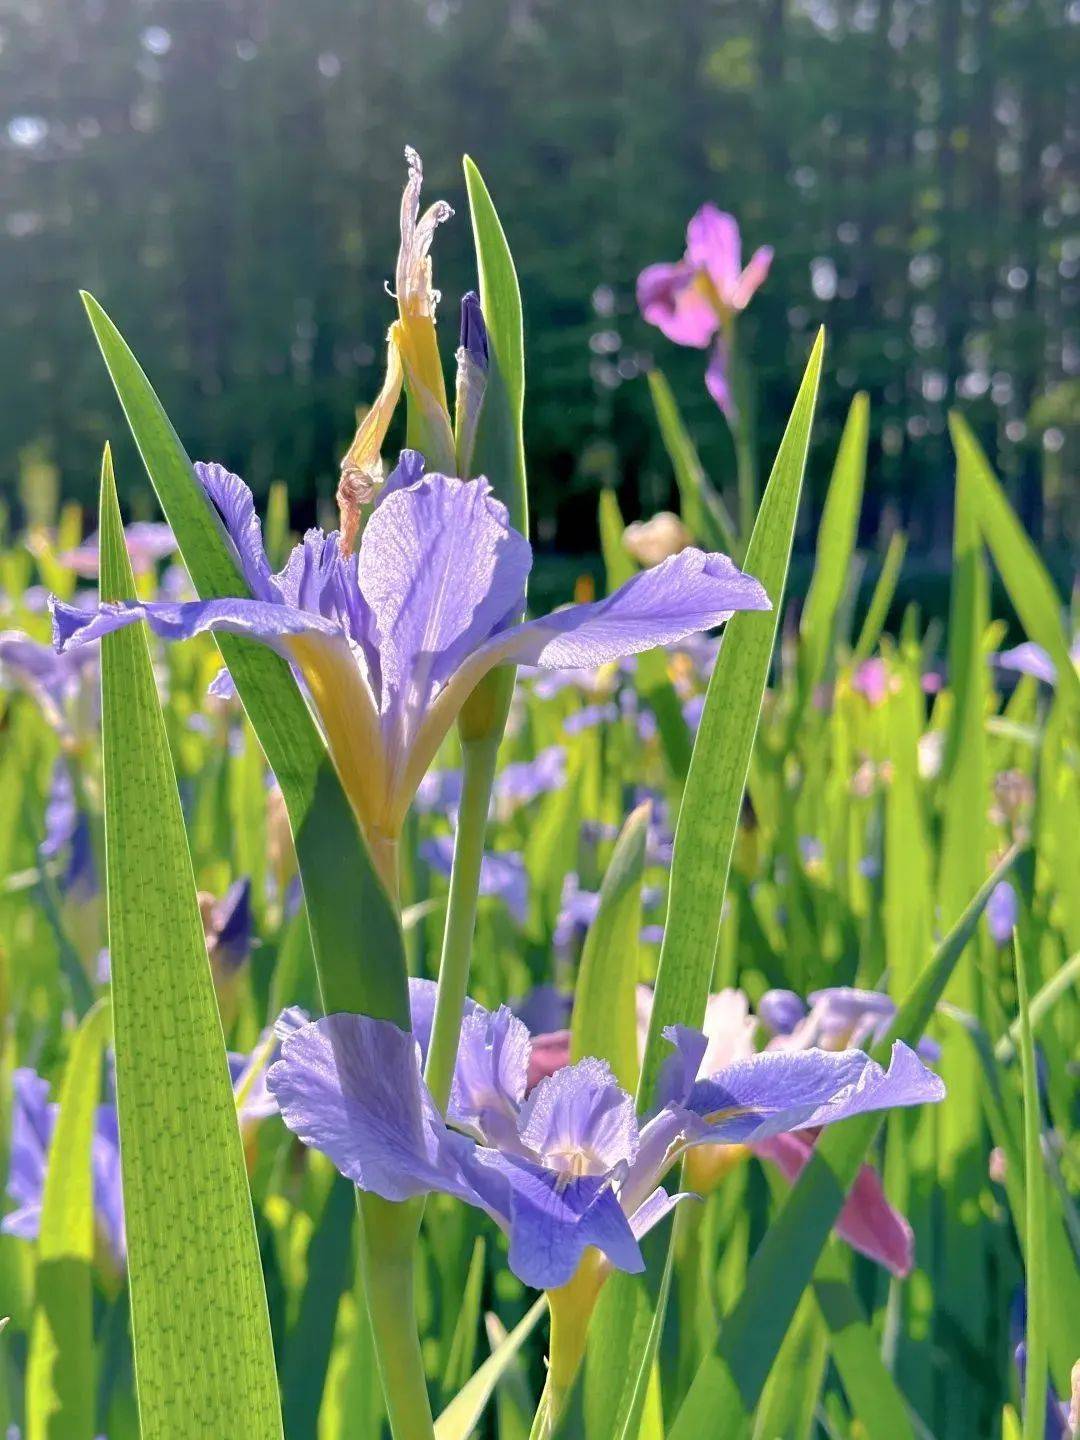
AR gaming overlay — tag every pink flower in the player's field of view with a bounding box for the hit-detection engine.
[754,1131,914,1277]
[637,205,772,416]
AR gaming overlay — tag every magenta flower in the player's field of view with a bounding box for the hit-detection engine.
[637,205,772,416]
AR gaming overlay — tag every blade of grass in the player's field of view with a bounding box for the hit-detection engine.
[811,1245,916,1440]
[645,369,738,555]
[99,446,282,1438]
[637,329,824,1109]
[463,156,527,536]
[24,1000,109,1440]
[950,412,1080,717]
[796,392,869,712]
[81,291,407,1026]
[570,801,650,1091]
[434,1298,547,1440]
[851,531,907,667]
[1015,932,1049,1440]
[667,844,1021,1439]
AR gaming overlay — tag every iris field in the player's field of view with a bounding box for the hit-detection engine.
[0,152,1077,1440]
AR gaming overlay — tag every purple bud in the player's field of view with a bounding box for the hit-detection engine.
[986,880,1019,947]
[459,291,489,371]
[758,988,807,1037]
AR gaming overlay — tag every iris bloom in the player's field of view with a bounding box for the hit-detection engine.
[415,745,566,817]
[52,455,769,889]
[60,521,176,578]
[993,637,1080,688]
[0,628,99,745]
[637,204,772,415]
[3,1041,279,1267]
[40,759,96,900]
[420,835,528,924]
[268,978,944,1293]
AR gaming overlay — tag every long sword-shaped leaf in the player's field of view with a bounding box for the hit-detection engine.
[433,1298,547,1440]
[571,801,650,1091]
[637,329,824,1109]
[950,412,1080,716]
[851,529,906,667]
[1015,933,1049,1440]
[463,156,527,536]
[646,369,738,555]
[668,844,1021,1439]
[796,391,869,709]
[25,1000,109,1440]
[81,292,407,1025]
[99,447,282,1439]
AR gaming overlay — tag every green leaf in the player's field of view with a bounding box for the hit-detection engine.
[25,1000,109,1440]
[433,1298,547,1440]
[571,801,650,1094]
[950,412,1080,717]
[1015,932,1049,1440]
[441,1238,487,1399]
[810,1245,916,1439]
[752,1290,827,1440]
[98,446,282,1439]
[637,329,825,1110]
[646,369,738,555]
[667,844,1021,1439]
[935,434,993,1398]
[796,391,869,708]
[598,489,638,594]
[851,529,906,667]
[463,156,527,537]
[80,291,407,1026]
[281,1174,356,1440]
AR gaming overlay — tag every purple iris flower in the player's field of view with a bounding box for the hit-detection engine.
[761,986,941,1065]
[269,986,943,1291]
[495,746,567,806]
[994,637,1079,688]
[204,877,254,973]
[637,205,772,416]
[420,835,529,925]
[4,1036,281,1264]
[416,745,566,818]
[0,628,99,743]
[60,521,177,578]
[40,760,97,900]
[563,702,618,735]
[2,1069,126,1265]
[51,457,768,853]
[986,879,1019,947]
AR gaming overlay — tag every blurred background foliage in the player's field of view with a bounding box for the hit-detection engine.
[0,0,1076,594]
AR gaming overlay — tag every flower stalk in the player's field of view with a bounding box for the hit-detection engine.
[358,1193,435,1440]
[423,731,501,1111]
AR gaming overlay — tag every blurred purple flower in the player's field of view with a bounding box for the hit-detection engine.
[986,879,1019,947]
[421,835,529,925]
[0,628,99,743]
[4,1036,281,1264]
[269,983,943,1290]
[993,637,1079,688]
[60,522,177,578]
[53,458,769,845]
[40,760,96,900]
[637,205,772,416]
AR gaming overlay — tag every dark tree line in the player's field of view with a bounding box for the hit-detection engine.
[1,0,1076,577]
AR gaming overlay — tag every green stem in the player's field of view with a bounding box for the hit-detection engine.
[729,320,758,559]
[358,1194,435,1440]
[424,735,501,1111]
